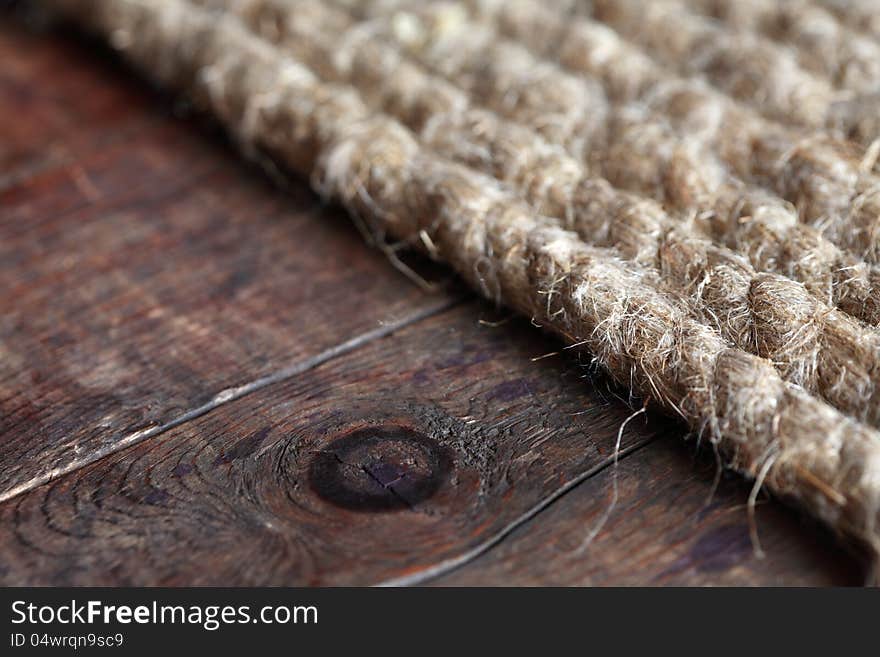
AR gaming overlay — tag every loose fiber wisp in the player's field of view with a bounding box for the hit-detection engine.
[46,0,880,570]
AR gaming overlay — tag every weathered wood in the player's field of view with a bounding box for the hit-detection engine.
[0,22,453,500]
[432,438,864,586]
[0,304,671,585]
[0,302,861,585]
[0,21,156,188]
[0,19,864,585]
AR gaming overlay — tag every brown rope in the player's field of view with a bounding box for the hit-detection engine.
[191,0,880,428]
[47,0,880,565]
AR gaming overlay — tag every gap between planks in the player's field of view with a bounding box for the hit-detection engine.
[378,435,658,586]
[3,289,663,584]
[0,296,465,505]
[0,17,676,585]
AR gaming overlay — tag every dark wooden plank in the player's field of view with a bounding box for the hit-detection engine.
[0,303,859,586]
[0,21,159,187]
[432,438,864,586]
[0,304,666,586]
[0,21,452,499]
[0,18,861,586]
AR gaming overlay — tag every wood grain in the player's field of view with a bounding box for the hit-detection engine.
[0,21,453,500]
[0,305,670,586]
[0,21,156,189]
[0,17,864,585]
[432,438,864,586]
[0,302,861,586]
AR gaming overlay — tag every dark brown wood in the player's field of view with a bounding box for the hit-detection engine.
[0,302,861,586]
[0,19,865,585]
[0,304,669,585]
[0,21,156,188]
[0,21,453,500]
[432,438,864,586]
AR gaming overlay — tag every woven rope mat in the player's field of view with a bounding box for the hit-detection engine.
[47,0,880,569]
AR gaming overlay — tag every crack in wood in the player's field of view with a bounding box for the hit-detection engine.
[0,296,465,505]
[377,435,658,586]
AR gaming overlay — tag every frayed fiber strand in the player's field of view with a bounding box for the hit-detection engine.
[47,0,880,567]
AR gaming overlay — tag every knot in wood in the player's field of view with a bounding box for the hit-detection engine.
[308,425,452,511]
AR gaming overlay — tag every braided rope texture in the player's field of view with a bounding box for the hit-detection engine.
[47,0,880,567]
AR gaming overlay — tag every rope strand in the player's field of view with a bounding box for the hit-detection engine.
[47,0,880,565]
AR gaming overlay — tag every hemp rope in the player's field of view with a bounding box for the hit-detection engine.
[583,0,880,148]
[46,0,880,566]
[686,1,880,96]
[805,1,880,56]
[190,0,880,429]
[336,0,880,327]
[570,0,880,260]
[379,0,880,270]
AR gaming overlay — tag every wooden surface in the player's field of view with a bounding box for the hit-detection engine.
[0,18,865,586]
